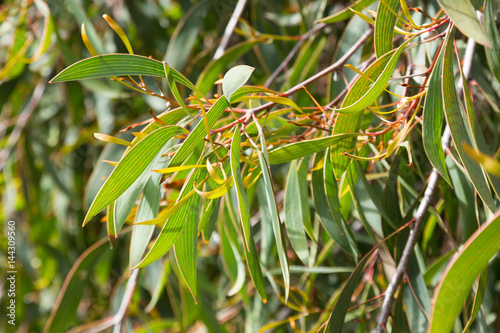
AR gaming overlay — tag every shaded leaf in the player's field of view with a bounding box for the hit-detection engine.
[438,0,491,47]
[429,210,500,332]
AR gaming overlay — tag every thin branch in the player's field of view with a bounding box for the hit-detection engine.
[376,23,477,331]
[213,0,248,60]
[264,23,326,87]
[245,28,373,119]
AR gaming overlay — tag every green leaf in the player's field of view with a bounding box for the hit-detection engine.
[268,133,358,165]
[230,127,267,302]
[331,51,393,178]
[484,0,500,84]
[173,184,202,301]
[438,0,491,47]
[219,210,246,297]
[311,153,354,255]
[423,49,452,185]
[50,54,204,98]
[223,65,255,103]
[249,119,290,302]
[83,126,188,225]
[374,0,401,58]
[44,237,110,333]
[324,250,376,332]
[429,210,500,332]
[441,27,497,212]
[130,175,162,269]
[333,37,414,114]
[135,167,205,268]
[319,0,376,24]
[284,160,310,265]
[463,270,488,332]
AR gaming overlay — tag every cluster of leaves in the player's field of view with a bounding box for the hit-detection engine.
[2,0,500,332]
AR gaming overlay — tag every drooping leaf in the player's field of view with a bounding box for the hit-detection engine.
[311,152,355,255]
[284,160,310,265]
[324,250,377,332]
[423,48,452,185]
[230,127,267,302]
[441,27,497,212]
[438,0,491,47]
[173,185,202,302]
[249,119,290,302]
[44,237,110,333]
[130,174,162,269]
[429,210,500,332]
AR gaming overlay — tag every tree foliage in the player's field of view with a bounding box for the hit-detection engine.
[1,0,500,332]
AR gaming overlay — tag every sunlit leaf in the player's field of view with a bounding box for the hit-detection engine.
[83,126,188,225]
[223,65,255,103]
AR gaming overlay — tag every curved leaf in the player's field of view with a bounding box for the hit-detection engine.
[223,65,255,103]
[429,210,500,332]
[438,0,491,47]
[374,0,401,58]
[83,126,188,225]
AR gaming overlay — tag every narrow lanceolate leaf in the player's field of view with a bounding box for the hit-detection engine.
[334,36,414,114]
[324,151,357,256]
[438,0,491,48]
[230,127,267,302]
[44,237,110,333]
[130,174,162,269]
[324,250,377,332]
[429,210,500,333]
[374,0,401,58]
[135,167,205,268]
[284,160,310,265]
[311,153,355,255]
[331,51,393,178]
[460,68,500,198]
[50,54,204,98]
[319,0,376,24]
[441,28,496,212]
[250,120,290,302]
[484,0,500,84]
[173,188,202,302]
[423,49,451,185]
[268,133,358,165]
[223,65,255,103]
[83,126,187,225]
